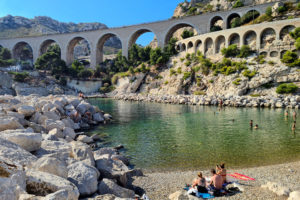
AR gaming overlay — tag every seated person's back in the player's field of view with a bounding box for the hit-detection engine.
[210,169,223,190]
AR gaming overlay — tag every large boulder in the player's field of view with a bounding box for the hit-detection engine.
[95,154,129,179]
[34,140,71,160]
[70,141,95,166]
[67,162,100,196]
[76,102,90,115]
[0,129,42,152]
[44,189,70,200]
[0,116,24,131]
[92,113,104,123]
[48,128,64,138]
[45,120,65,131]
[98,179,135,198]
[77,135,93,144]
[29,157,68,179]
[0,138,37,166]
[26,170,79,199]
[93,148,118,159]
[63,127,76,140]
[17,105,35,117]
[288,191,300,200]
[0,175,26,200]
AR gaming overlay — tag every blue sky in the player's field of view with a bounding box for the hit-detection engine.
[0,0,183,46]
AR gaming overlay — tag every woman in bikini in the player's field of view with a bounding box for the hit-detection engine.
[192,172,208,193]
[216,163,227,184]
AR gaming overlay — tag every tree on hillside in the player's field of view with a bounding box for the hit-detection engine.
[181,29,194,39]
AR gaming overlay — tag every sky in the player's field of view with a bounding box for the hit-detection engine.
[0,0,183,46]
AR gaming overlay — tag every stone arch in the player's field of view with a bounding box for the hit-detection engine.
[39,39,61,56]
[128,28,157,48]
[242,10,260,24]
[280,50,287,58]
[67,36,91,65]
[204,37,213,55]
[187,41,193,49]
[176,44,181,52]
[195,40,202,53]
[243,30,257,49]
[181,43,186,52]
[164,22,198,45]
[279,25,296,42]
[229,33,240,46]
[260,28,276,49]
[13,41,33,62]
[210,16,224,32]
[227,13,241,29]
[270,51,278,57]
[215,35,225,54]
[96,33,122,64]
[260,51,267,57]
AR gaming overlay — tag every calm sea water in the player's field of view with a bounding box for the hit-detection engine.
[88,98,300,172]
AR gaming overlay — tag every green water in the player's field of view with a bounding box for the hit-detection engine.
[88,98,300,172]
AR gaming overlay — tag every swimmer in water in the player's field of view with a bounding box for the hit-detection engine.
[254,124,259,129]
[292,110,297,120]
[292,121,296,131]
[250,120,253,128]
[285,110,289,118]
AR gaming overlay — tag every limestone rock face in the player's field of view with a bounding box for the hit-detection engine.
[70,141,95,167]
[0,129,42,152]
[26,170,79,199]
[34,140,72,160]
[288,191,300,200]
[0,116,24,131]
[67,161,100,196]
[98,178,135,198]
[0,138,37,166]
[29,157,68,179]
[44,189,70,200]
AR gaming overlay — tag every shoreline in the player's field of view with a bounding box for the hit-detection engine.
[133,160,300,199]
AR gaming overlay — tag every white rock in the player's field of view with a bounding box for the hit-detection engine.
[0,116,24,131]
[45,120,65,131]
[45,189,70,200]
[288,191,300,200]
[93,113,104,122]
[48,128,64,138]
[0,129,42,152]
[70,141,95,166]
[104,113,112,120]
[93,148,117,159]
[0,138,37,166]
[98,179,135,198]
[76,102,90,115]
[67,161,100,196]
[34,140,71,160]
[43,111,60,121]
[26,170,79,199]
[77,135,93,144]
[17,105,35,117]
[30,157,68,179]
[63,127,76,139]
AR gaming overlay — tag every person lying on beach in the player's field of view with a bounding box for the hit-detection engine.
[216,163,227,184]
[208,169,223,193]
[192,172,208,193]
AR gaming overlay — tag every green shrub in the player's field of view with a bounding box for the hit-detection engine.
[99,85,115,93]
[250,94,261,97]
[164,81,169,85]
[253,14,273,24]
[185,60,191,66]
[255,55,266,64]
[242,69,256,79]
[170,69,177,76]
[240,10,260,24]
[11,72,29,82]
[111,75,118,84]
[183,72,191,80]
[230,17,241,28]
[268,61,275,66]
[78,69,93,79]
[276,83,298,94]
[232,78,241,85]
[210,25,222,32]
[296,38,300,50]
[238,45,252,58]
[297,3,300,11]
[281,51,299,67]
[290,27,300,40]
[181,29,194,39]
[177,67,182,74]
[233,0,244,8]
[192,66,201,72]
[221,44,240,57]
[180,58,185,62]
[209,79,214,83]
[265,6,272,17]
[185,53,191,60]
[194,91,206,95]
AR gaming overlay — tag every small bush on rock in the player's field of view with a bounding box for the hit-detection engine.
[276,83,298,94]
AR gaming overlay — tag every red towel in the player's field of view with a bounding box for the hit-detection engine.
[228,173,256,181]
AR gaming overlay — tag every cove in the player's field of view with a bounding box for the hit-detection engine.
[88,98,300,172]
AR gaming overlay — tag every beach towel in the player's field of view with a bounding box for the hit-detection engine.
[228,173,255,181]
[197,193,214,199]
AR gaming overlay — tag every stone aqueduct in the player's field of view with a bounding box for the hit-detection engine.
[0,1,298,68]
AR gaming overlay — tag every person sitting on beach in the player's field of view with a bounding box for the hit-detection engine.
[254,124,259,129]
[216,163,227,184]
[208,169,223,195]
[192,172,208,193]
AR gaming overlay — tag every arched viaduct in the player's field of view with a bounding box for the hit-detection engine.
[0,1,291,68]
[177,18,300,59]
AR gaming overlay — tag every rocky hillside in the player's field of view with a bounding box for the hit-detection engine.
[173,0,277,18]
[0,15,121,53]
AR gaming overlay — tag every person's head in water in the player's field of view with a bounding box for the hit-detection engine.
[198,172,203,178]
[220,163,225,169]
[211,169,216,175]
[254,124,258,129]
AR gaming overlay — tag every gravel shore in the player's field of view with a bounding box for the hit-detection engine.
[132,161,300,200]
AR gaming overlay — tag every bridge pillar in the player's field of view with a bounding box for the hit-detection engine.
[256,32,261,51]
[90,50,97,69]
